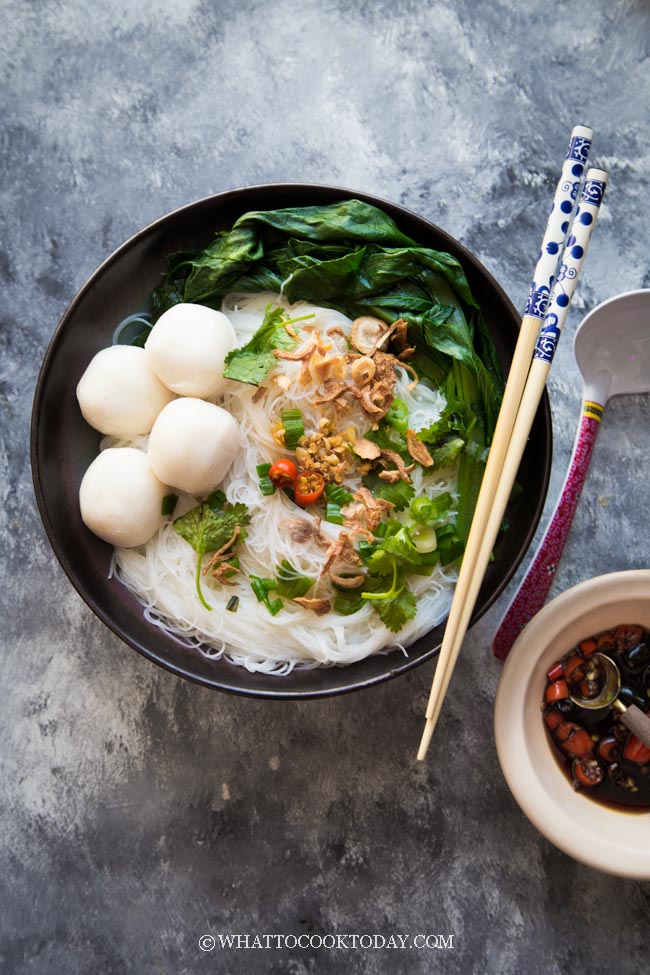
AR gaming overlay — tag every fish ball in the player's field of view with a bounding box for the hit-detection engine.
[147,398,240,495]
[77,345,175,436]
[80,447,167,547]
[145,303,236,398]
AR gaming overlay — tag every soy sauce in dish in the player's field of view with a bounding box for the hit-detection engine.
[542,624,650,812]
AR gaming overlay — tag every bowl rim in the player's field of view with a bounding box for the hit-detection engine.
[31,181,552,698]
[494,569,650,878]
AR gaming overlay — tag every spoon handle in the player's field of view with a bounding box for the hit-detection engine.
[492,403,603,659]
[619,704,650,748]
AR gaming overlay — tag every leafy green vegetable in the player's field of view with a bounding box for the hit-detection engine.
[374,587,417,632]
[249,562,315,612]
[148,199,508,626]
[360,562,416,633]
[361,471,415,511]
[416,390,488,542]
[435,524,464,566]
[332,589,365,616]
[223,305,313,386]
[371,524,423,569]
[363,419,409,459]
[151,200,503,444]
[273,560,315,599]
[174,502,251,610]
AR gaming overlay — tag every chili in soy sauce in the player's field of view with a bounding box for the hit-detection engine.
[543,624,650,811]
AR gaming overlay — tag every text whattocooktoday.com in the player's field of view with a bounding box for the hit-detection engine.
[198,933,455,951]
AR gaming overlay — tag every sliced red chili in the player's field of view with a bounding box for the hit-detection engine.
[268,458,298,488]
[578,637,599,657]
[294,470,325,507]
[545,679,569,703]
[543,709,564,732]
[546,661,564,682]
[623,734,650,765]
[596,737,621,763]
[572,757,604,788]
[563,653,586,688]
[613,625,645,651]
[559,727,595,757]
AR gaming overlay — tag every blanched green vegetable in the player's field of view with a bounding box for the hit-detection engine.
[151,200,503,436]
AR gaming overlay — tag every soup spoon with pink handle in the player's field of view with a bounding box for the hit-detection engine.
[493,289,650,660]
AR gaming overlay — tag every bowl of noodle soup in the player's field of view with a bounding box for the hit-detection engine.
[31,184,552,698]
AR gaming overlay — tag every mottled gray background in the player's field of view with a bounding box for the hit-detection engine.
[2,0,650,972]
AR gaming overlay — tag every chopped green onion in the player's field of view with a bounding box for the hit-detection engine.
[410,524,438,554]
[410,493,453,526]
[226,595,239,612]
[385,398,409,434]
[206,489,227,510]
[357,539,377,562]
[281,408,304,450]
[325,502,344,525]
[324,482,354,525]
[250,575,283,615]
[161,493,178,516]
[256,462,276,496]
[250,576,268,602]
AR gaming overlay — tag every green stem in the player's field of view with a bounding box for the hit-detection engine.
[195,556,212,611]
[362,560,404,601]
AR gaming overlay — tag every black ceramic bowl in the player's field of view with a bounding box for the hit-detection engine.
[31,184,551,699]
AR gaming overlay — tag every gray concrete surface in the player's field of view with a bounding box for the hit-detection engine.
[2,0,650,972]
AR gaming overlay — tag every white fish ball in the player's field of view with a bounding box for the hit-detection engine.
[80,447,167,548]
[77,345,175,436]
[145,303,236,398]
[147,398,240,495]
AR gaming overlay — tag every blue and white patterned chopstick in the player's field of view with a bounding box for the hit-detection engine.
[534,168,609,364]
[525,124,593,319]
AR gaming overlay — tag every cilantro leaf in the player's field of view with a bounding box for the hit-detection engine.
[375,587,417,632]
[223,304,313,386]
[358,560,418,632]
[332,589,365,616]
[361,471,415,511]
[373,525,423,568]
[364,421,409,458]
[174,502,251,610]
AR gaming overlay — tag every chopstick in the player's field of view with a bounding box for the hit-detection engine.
[418,167,608,760]
[416,137,604,761]
[418,166,608,757]
[415,128,594,759]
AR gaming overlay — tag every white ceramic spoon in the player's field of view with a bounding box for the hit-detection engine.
[493,289,650,659]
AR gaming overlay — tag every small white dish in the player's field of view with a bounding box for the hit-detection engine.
[495,569,650,878]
